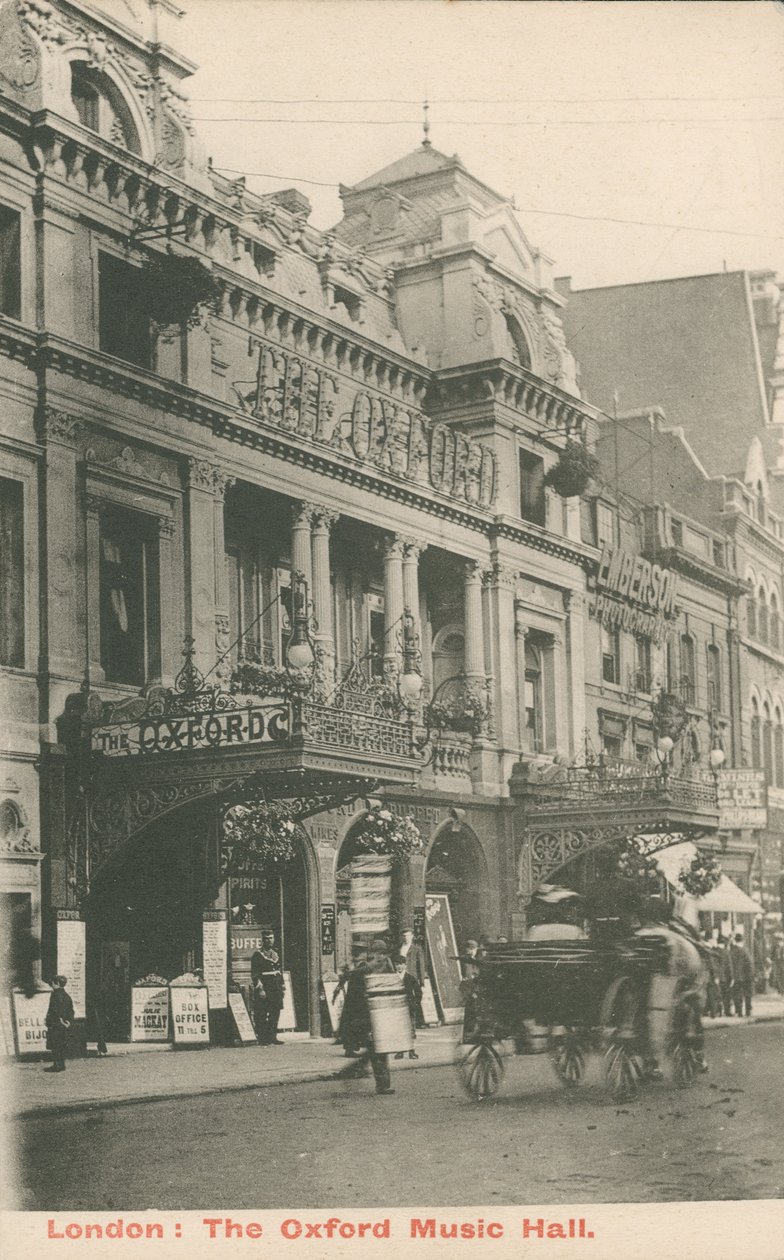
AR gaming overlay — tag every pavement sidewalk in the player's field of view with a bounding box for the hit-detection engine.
[5,994,783,1119]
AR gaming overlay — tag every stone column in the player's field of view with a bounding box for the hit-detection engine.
[84,493,104,684]
[401,538,424,643]
[311,507,339,695]
[514,604,527,752]
[290,502,315,594]
[383,534,405,680]
[157,516,178,686]
[464,560,486,681]
[563,589,586,762]
[212,472,235,687]
[185,458,220,677]
[38,410,84,683]
[483,560,518,758]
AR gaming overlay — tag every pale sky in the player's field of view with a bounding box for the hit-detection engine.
[173,0,784,290]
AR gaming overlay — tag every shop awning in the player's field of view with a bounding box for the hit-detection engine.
[655,841,762,915]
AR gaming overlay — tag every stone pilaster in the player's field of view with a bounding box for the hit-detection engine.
[483,560,518,756]
[185,458,223,677]
[311,507,339,695]
[212,472,235,686]
[290,501,315,595]
[157,516,178,686]
[563,589,585,761]
[464,560,486,681]
[401,537,424,644]
[38,409,84,680]
[84,493,103,684]
[514,604,528,753]
[383,534,405,680]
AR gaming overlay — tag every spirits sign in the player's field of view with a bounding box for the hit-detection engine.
[91,702,290,757]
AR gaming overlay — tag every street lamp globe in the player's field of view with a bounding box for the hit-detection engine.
[399,667,424,704]
[656,735,674,757]
[709,746,726,770]
[286,625,314,672]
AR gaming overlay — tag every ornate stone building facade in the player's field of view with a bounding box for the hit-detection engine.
[0,0,733,1035]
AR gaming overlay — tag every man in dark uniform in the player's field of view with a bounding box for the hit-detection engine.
[45,975,74,1072]
[251,929,285,1045]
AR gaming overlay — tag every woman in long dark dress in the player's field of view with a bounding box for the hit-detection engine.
[45,975,74,1072]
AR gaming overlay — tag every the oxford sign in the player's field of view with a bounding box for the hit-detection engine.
[91,701,290,757]
[239,336,497,508]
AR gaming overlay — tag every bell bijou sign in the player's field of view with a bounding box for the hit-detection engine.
[91,700,289,757]
[588,544,679,643]
[238,336,497,509]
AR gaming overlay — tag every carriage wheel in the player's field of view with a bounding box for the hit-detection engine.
[601,976,645,1103]
[456,1041,504,1101]
[669,990,703,1089]
[550,1030,585,1089]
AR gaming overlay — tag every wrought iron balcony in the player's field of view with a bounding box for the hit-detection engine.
[511,757,720,834]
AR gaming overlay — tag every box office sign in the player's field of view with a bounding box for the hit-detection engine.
[91,702,290,757]
[588,545,678,643]
[241,337,497,509]
[55,911,86,1020]
[170,986,210,1045]
[718,769,767,830]
[130,985,169,1042]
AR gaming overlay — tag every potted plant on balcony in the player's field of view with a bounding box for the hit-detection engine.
[222,800,298,877]
[141,251,222,330]
[229,660,301,702]
[544,439,600,499]
[423,689,487,738]
[677,848,721,898]
[352,808,423,862]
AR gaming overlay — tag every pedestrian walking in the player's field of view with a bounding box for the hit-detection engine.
[396,926,427,1027]
[393,957,420,1060]
[718,937,735,1015]
[337,939,397,1095]
[336,949,368,1054]
[700,933,722,1018]
[730,932,753,1017]
[460,938,480,1043]
[45,975,74,1073]
[251,929,285,1045]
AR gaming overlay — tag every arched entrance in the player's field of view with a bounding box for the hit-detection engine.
[425,824,486,950]
[86,799,319,1038]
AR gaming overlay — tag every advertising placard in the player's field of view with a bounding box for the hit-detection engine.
[349,853,392,933]
[130,985,169,1042]
[55,912,86,1019]
[321,980,345,1035]
[420,977,440,1026]
[320,903,336,956]
[227,992,257,1044]
[718,768,767,830]
[202,912,228,1009]
[11,989,50,1057]
[170,985,210,1046]
[279,971,297,1032]
[424,892,463,1022]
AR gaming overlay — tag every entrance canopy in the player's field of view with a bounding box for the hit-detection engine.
[655,841,762,916]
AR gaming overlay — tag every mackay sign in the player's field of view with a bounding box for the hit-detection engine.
[589,545,679,643]
[91,701,290,757]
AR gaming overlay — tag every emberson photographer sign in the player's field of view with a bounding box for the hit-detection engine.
[588,545,679,643]
[91,702,290,757]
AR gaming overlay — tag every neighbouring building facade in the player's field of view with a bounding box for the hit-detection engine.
[2,0,770,1043]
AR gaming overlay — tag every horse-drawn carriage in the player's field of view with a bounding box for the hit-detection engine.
[456,937,705,1102]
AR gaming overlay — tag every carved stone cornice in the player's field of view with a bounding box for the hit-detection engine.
[37,407,83,447]
[186,457,230,496]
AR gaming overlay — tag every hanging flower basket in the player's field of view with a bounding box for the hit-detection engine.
[229,661,301,702]
[678,849,721,898]
[352,809,423,862]
[222,800,298,876]
[543,440,600,498]
[614,837,662,894]
[141,252,222,329]
[424,691,487,738]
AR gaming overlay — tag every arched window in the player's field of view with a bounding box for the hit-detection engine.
[706,643,721,712]
[771,593,781,651]
[750,698,761,770]
[747,590,757,639]
[504,315,532,370]
[679,634,696,706]
[70,62,141,154]
[524,642,543,753]
[758,586,768,644]
[763,702,774,784]
[775,708,784,788]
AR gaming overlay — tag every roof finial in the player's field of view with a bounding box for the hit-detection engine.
[422,99,431,148]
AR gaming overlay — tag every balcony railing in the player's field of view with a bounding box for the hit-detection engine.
[298,700,414,760]
[511,758,719,824]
